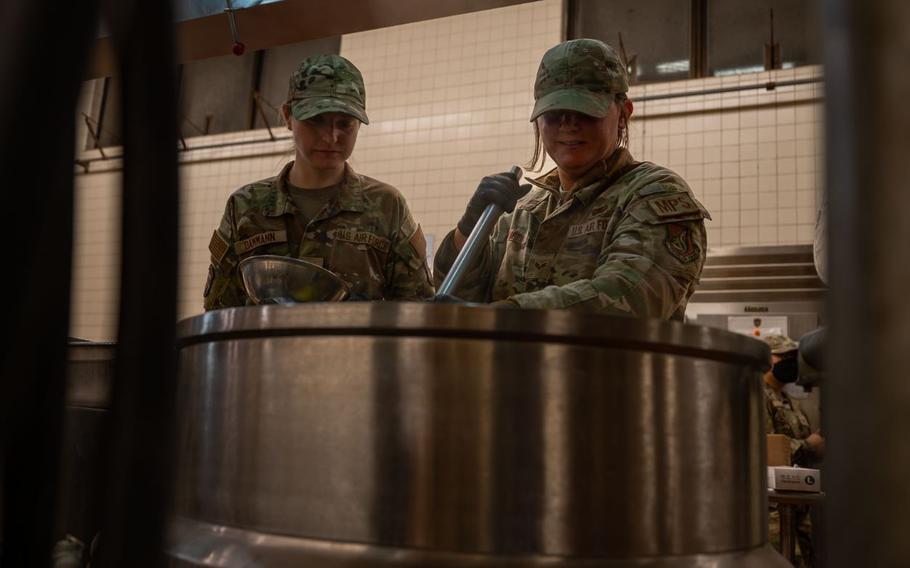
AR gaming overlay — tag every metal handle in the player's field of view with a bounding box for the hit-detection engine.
[436,166,522,299]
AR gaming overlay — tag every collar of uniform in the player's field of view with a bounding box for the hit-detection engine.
[526,148,634,199]
[527,168,561,193]
[262,161,296,218]
[333,163,369,213]
[570,148,634,208]
[264,161,368,217]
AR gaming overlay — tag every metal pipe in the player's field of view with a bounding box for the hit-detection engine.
[0,0,99,565]
[93,0,179,565]
[824,0,910,566]
[73,133,293,172]
[635,77,822,103]
[436,166,522,299]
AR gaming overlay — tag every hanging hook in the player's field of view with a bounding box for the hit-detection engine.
[225,0,245,55]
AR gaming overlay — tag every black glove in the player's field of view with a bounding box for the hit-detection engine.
[457,171,532,236]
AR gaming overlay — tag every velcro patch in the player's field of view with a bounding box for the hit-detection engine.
[638,184,671,197]
[567,218,607,239]
[331,228,390,253]
[506,229,529,247]
[665,223,700,263]
[234,230,287,255]
[647,194,701,218]
[209,230,230,264]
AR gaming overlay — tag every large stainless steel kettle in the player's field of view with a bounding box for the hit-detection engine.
[168,303,785,567]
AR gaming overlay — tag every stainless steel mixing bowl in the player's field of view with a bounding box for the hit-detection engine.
[238,255,350,304]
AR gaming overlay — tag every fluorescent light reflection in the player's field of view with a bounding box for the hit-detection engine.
[655,60,690,74]
[713,62,795,77]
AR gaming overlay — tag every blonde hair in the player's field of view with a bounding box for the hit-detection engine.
[525,93,631,173]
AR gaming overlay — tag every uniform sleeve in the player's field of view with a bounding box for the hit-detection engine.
[203,199,248,310]
[432,213,511,302]
[385,202,435,301]
[508,191,708,318]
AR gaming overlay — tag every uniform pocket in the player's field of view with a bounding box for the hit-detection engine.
[326,228,390,297]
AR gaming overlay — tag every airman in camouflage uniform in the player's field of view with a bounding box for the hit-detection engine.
[762,333,817,567]
[434,39,709,319]
[762,334,818,465]
[204,55,433,309]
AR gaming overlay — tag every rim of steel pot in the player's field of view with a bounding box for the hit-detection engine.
[176,303,769,370]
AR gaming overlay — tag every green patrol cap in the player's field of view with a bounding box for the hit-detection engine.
[288,54,369,124]
[530,38,628,122]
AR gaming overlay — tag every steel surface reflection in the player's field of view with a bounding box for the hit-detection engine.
[169,303,785,567]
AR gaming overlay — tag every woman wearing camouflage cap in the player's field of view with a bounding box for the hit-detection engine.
[204,54,433,309]
[434,39,710,320]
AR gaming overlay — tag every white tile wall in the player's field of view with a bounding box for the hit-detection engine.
[70,0,824,340]
[627,66,825,248]
[343,0,562,244]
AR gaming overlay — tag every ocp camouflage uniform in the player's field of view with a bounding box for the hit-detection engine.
[764,383,815,466]
[433,148,709,319]
[765,383,816,567]
[204,162,433,310]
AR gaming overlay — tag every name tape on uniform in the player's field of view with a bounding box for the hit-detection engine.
[647,194,700,218]
[234,230,287,255]
[331,228,390,253]
[567,218,607,239]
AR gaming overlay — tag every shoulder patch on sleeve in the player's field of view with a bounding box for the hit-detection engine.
[209,230,230,264]
[665,223,701,263]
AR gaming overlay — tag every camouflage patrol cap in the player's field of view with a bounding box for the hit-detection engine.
[762,334,799,354]
[288,54,369,124]
[530,38,628,122]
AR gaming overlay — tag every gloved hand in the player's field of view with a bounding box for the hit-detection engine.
[457,171,532,237]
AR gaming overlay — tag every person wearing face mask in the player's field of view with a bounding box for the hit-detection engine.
[762,333,821,567]
[762,334,825,466]
[433,39,710,318]
[204,55,433,309]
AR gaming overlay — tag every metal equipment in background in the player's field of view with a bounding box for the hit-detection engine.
[687,244,826,430]
[168,303,786,567]
[55,342,116,561]
[687,244,826,341]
